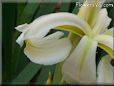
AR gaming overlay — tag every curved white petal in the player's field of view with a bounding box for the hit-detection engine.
[15,15,47,32]
[24,32,72,65]
[94,35,113,50]
[16,12,91,47]
[24,12,91,40]
[92,9,112,35]
[15,23,29,32]
[97,55,114,84]
[62,36,98,84]
[104,27,114,36]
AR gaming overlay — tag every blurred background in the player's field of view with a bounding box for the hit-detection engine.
[2,0,114,85]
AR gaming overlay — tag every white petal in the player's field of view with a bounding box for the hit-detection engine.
[62,36,98,84]
[24,32,72,65]
[104,27,114,36]
[94,35,113,50]
[92,9,112,35]
[97,55,114,84]
[78,0,105,27]
[15,23,29,32]
[24,12,91,40]
[16,33,25,47]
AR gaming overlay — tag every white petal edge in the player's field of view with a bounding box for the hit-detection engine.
[92,8,112,35]
[24,32,72,65]
[62,36,98,84]
[24,12,91,40]
[94,35,113,50]
[15,23,29,32]
[97,55,114,84]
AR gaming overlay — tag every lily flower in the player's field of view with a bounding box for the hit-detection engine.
[15,0,114,84]
[62,0,114,84]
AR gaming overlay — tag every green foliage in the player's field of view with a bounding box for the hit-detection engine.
[33,3,56,19]
[35,65,54,84]
[11,62,42,84]
[2,3,17,82]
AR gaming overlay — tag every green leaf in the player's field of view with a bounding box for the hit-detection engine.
[11,2,40,80]
[34,3,56,19]
[2,3,17,82]
[11,45,29,80]
[107,4,114,28]
[18,2,40,24]
[11,3,27,80]
[16,3,26,24]
[11,62,42,84]
[35,66,53,84]
[59,3,71,12]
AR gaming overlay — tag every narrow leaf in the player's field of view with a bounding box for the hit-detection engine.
[34,3,56,19]
[2,3,16,82]
[11,62,42,84]
[11,2,40,79]
[35,66,52,84]
[18,2,40,24]
[59,3,70,12]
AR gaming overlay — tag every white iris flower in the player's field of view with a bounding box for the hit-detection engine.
[15,0,114,84]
